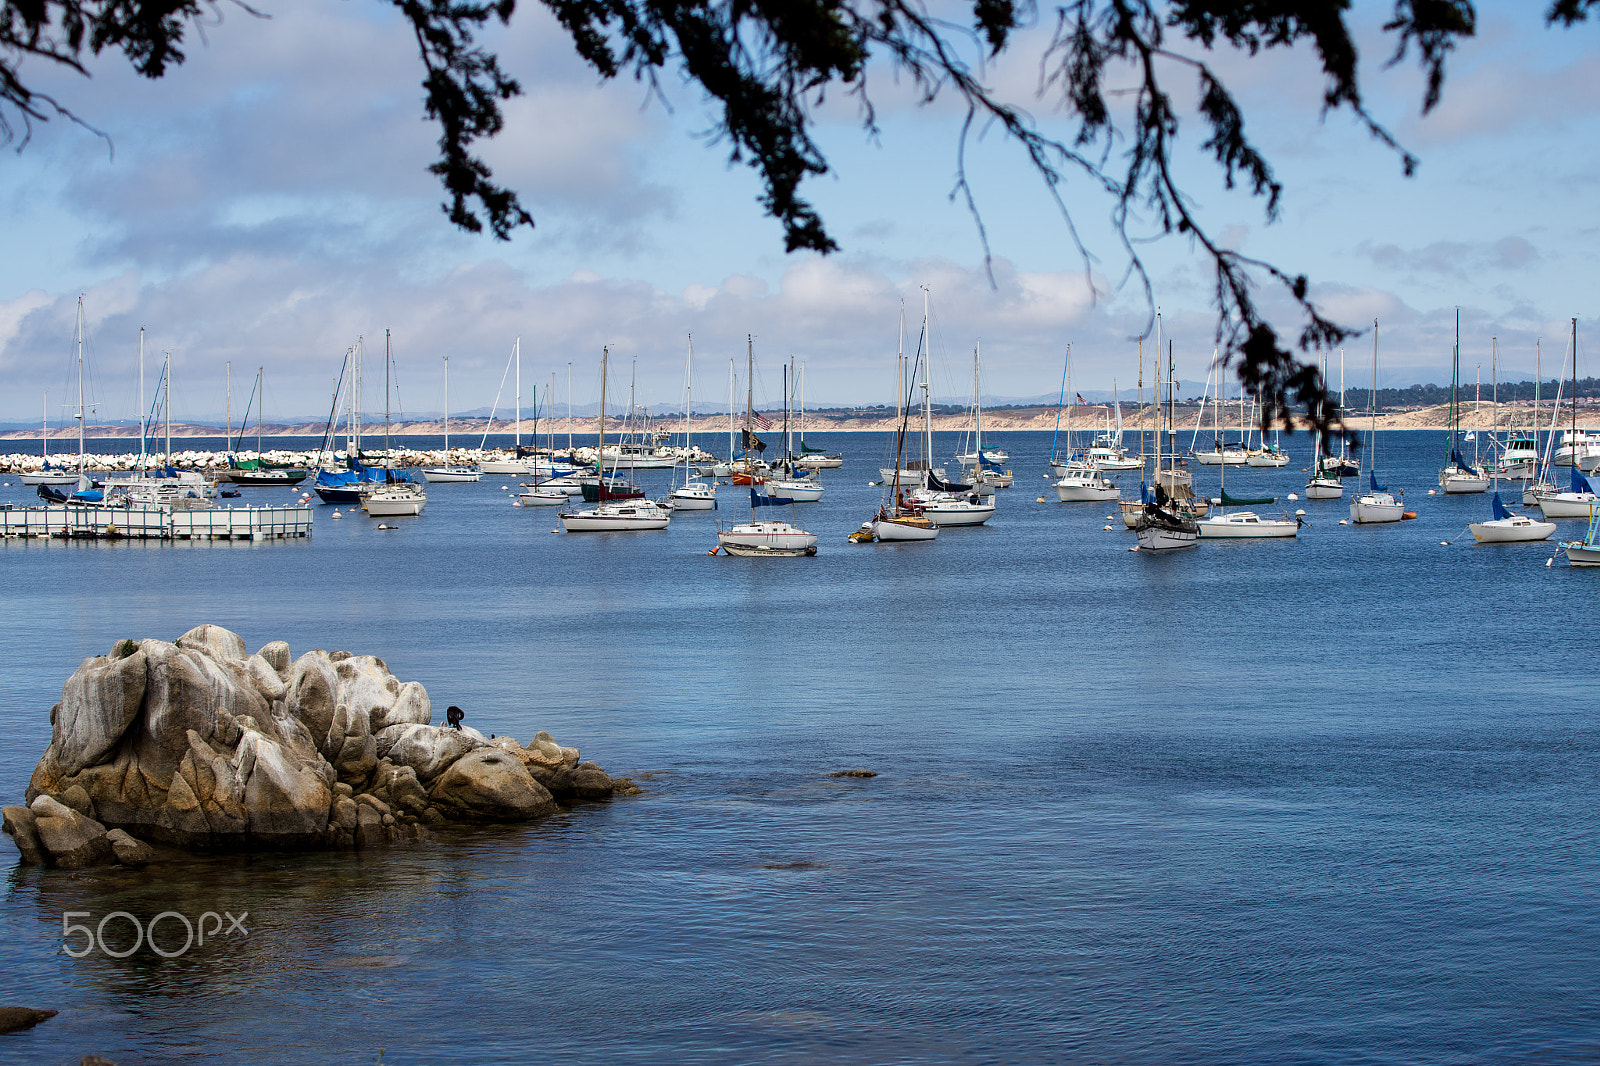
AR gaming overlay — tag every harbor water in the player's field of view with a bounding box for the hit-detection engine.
[0,429,1596,1064]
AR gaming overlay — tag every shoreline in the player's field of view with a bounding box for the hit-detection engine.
[3,401,1597,441]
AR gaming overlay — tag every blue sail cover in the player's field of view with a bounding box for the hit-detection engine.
[1491,492,1510,521]
[979,456,1006,472]
[1370,471,1389,493]
[1571,466,1593,494]
[750,488,793,508]
[1140,482,1150,505]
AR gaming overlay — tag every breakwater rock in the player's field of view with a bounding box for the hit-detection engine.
[3,625,636,867]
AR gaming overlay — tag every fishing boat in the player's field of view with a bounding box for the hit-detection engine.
[669,336,717,512]
[421,357,482,482]
[1560,510,1600,565]
[1469,492,1554,543]
[559,347,671,533]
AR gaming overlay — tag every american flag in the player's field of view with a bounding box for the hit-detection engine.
[1076,393,1088,405]
[752,412,774,430]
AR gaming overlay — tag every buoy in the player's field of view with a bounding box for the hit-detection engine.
[1427,489,1437,495]
[331,512,341,519]
[1103,524,1113,531]
[501,485,509,491]
[1128,545,1139,552]
[1036,496,1046,503]
[1295,509,1306,517]
[1338,519,1348,525]
[1440,540,1449,545]
[708,546,719,555]
[1546,557,1553,567]
[1402,512,1417,520]
[1105,514,1114,520]
[1287,493,1299,501]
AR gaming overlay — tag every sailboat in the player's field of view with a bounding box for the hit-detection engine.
[361,330,427,517]
[1303,353,1345,500]
[1191,359,1249,465]
[483,339,531,475]
[559,347,671,532]
[715,351,818,556]
[421,357,482,482]
[793,361,843,469]
[518,378,570,506]
[1560,509,1600,564]
[1350,321,1408,524]
[227,368,307,486]
[1324,349,1360,476]
[1133,338,1199,550]
[1468,492,1555,543]
[764,359,826,501]
[669,335,717,511]
[1439,310,1489,493]
[861,293,939,542]
[19,392,80,486]
[1534,318,1600,519]
[1197,381,1297,538]
[1086,381,1142,471]
[878,300,946,489]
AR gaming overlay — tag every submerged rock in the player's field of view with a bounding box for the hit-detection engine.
[0,1007,57,1034]
[6,626,632,863]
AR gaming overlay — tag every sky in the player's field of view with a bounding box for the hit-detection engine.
[3,1,1600,424]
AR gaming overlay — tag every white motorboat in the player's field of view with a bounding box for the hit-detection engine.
[764,476,824,502]
[421,465,482,483]
[669,480,717,511]
[1469,493,1555,543]
[558,499,671,532]
[362,481,427,516]
[600,441,681,469]
[717,518,817,556]
[1196,510,1298,538]
[1055,465,1119,502]
[1493,434,1540,480]
[908,490,995,526]
[1534,486,1599,519]
[795,453,843,469]
[1553,427,1600,469]
[878,463,944,487]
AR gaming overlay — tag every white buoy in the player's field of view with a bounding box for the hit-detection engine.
[1105,515,1115,521]
[1036,496,1046,503]
[1441,540,1449,545]
[1295,509,1306,517]
[501,485,509,491]
[1287,493,1299,501]
[1338,519,1348,525]
[1103,524,1113,531]
[1428,489,1437,495]
[332,512,342,520]
[1546,557,1554,567]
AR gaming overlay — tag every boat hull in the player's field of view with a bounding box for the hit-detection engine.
[1564,541,1600,565]
[516,491,567,506]
[558,504,671,531]
[1304,479,1344,500]
[718,521,818,554]
[871,517,938,541]
[481,460,529,474]
[20,471,81,486]
[1055,478,1119,502]
[1534,493,1599,518]
[1440,472,1489,494]
[916,500,995,526]
[1196,513,1298,538]
[1350,495,1405,524]
[1469,518,1556,543]
[421,467,482,483]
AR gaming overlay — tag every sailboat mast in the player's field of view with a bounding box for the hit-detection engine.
[746,334,754,443]
[567,362,573,452]
[164,353,171,467]
[226,361,232,448]
[1153,314,1162,479]
[974,342,983,457]
[600,346,609,478]
[727,358,735,461]
[42,391,47,465]
[75,292,85,470]
[385,328,392,460]
[138,327,146,473]
[920,287,932,471]
[514,338,521,449]
[256,367,264,456]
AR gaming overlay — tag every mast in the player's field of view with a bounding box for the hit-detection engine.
[1473,358,1482,468]
[567,362,573,452]
[920,287,933,472]
[745,334,754,445]
[443,356,450,458]
[1572,317,1578,468]
[1153,315,1162,484]
[1065,343,1073,460]
[42,391,48,465]
[354,337,363,456]
[385,329,392,462]
[75,292,85,470]
[514,338,521,449]
[727,358,735,461]
[682,334,693,485]
[1137,337,1144,461]
[137,327,146,472]
[1368,319,1379,476]
[1491,336,1499,455]
[256,367,264,457]
[163,352,171,468]
[1050,344,1069,463]
[599,346,609,480]
[1536,339,1542,466]
[974,342,983,459]
[226,361,232,450]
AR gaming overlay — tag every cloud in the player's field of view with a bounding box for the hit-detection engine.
[1358,237,1542,280]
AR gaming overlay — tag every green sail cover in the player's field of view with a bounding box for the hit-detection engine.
[1221,487,1275,506]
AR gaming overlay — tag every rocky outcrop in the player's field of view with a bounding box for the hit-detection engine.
[4,626,636,866]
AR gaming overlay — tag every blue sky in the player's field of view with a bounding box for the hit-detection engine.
[2,1,1598,424]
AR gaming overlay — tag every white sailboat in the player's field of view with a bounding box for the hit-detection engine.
[559,347,670,532]
[1439,310,1489,494]
[669,335,717,512]
[862,294,938,542]
[362,330,426,517]
[793,361,843,469]
[421,357,482,483]
[1350,320,1406,524]
[717,342,816,554]
[19,391,79,485]
[1535,319,1600,519]
[1197,410,1298,538]
[1560,510,1600,565]
[1469,492,1555,543]
[482,339,531,474]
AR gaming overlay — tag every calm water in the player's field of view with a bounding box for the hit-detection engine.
[1,430,1597,1065]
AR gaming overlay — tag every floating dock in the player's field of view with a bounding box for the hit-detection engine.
[0,504,313,540]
